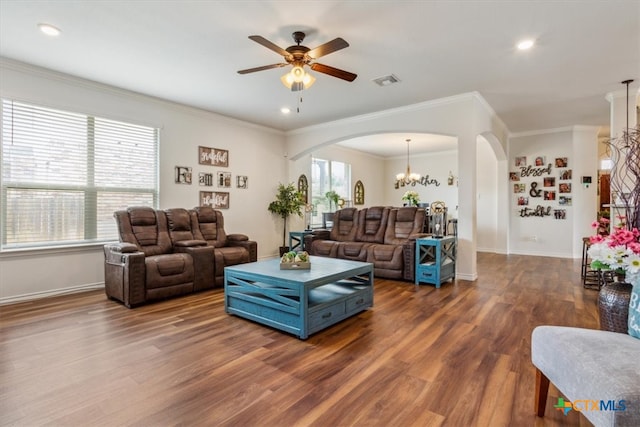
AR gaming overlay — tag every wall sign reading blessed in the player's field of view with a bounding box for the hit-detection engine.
[199,146,229,167]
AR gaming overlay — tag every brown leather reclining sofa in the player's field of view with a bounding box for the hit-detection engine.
[103,206,257,307]
[304,206,426,281]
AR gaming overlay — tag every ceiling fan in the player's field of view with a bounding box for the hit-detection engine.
[237,31,357,91]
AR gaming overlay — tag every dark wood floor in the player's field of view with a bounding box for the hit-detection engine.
[1,253,598,426]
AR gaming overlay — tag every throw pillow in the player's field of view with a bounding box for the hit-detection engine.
[629,281,640,339]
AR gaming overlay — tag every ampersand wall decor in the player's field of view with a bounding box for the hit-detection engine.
[529,182,542,198]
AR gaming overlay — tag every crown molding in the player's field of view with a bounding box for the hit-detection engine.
[0,57,284,136]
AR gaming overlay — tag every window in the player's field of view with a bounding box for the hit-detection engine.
[310,158,351,227]
[1,100,158,250]
[600,158,613,170]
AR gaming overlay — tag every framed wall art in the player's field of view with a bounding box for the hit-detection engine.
[297,174,308,203]
[175,166,192,184]
[217,172,231,188]
[199,172,213,186]
[199,146,229,167]
[354,180,365,205]
[200,191,230,209]
[237,175,248,189]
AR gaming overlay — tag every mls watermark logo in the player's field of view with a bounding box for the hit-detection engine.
[554,397,627,416]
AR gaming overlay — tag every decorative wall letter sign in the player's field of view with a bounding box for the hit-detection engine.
[199,146,229,167]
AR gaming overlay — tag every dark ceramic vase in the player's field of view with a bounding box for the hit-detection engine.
[598,281,632,333]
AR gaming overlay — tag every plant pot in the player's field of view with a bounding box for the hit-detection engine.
[279,246,290,257]
[598,280,632,333]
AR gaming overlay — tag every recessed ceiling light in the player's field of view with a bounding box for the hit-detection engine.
[38,23,61,37]
[280,107,291,114]
[517,39,534,50]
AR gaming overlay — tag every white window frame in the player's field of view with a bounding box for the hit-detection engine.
[310,157,351,228]
[1,99,159,252]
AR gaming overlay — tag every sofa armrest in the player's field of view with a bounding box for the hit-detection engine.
[303,230,332,255]
[227,233,249,242]
[228,239,258,262]
[106,242,139,253]
[408,233,431,240]
[402,240,417,282]
[103,245,146,308]
[173,239,207,247]
[174,245,215,291]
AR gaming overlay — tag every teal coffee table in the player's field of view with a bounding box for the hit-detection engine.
[224,256,373,339]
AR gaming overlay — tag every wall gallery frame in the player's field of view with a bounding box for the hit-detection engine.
[199,146,229,167]
[199,172,213,186]
[237,175,248,189]
[217,172,231,188]
[175,166,192,184]
[200,191,229,209]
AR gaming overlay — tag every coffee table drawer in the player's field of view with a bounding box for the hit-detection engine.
[309,301,346,330]
[346,292,372,312]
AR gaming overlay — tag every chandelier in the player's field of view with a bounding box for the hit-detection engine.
[396,138,421,186]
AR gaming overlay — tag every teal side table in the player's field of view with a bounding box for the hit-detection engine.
[288,230,313,252]
[415,236,456,287]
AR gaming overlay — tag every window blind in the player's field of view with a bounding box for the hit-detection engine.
[1,99,158,250]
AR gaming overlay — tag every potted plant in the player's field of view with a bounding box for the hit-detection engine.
[268,183,305,256]
[325,190,340,212]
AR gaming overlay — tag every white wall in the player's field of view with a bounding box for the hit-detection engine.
[508,127,599,258]
[476,138,498,252]
[384,150,459,211]
[6,58,605,301]
[285,93,510,280]
[0,59,286,302]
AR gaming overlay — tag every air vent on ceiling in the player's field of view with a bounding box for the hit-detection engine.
[372,74,401,87]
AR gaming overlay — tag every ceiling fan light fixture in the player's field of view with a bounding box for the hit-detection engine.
[291,66,305,82]
[280,68,316,91]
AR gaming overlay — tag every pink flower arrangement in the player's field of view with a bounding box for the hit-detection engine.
[591,216,610,236]
[588,216,640,275]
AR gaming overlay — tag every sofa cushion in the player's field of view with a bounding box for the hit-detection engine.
[192,206,228,247]
[310,240,339,257]
[145,254,194,289]
[355,207,389,243]
[166,208,198,243]
[329,208,358,242]
[129,207,158,246]
[385,207,425,244]
[336,242,370,262]
[123,207,172,256]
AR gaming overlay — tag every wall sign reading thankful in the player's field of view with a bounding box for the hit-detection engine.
[519,205,552,217]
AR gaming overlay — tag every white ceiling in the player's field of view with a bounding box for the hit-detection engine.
[1,1,638,157]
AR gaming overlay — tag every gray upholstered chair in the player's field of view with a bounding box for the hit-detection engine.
[531,325,640,426]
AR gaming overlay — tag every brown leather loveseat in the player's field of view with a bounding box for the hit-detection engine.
[104,206,257,307]
[304,206,426,281]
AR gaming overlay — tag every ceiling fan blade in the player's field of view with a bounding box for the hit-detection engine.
[310,63,357,82]
[237,63,288,74]
[307,38,349,59]
[248,35,290,57]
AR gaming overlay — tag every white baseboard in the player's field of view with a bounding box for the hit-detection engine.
[0,282,104,305]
